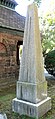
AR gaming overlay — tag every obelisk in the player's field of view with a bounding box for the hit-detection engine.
[12,3,51,118]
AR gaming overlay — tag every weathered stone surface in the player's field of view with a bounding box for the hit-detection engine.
[12,97,51,118]
[16,81,47,103]
[12,3,51,118]
[0,113,7,119]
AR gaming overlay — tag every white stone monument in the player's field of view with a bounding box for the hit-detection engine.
[0,113,7,119]
[12,3,51,118]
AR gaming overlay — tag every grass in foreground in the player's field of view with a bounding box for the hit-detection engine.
[0,80,55,119]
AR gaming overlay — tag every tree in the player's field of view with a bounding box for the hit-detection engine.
[34,0,42,7]
[45,50,55,76]
[39,0,55,56]
[28,0,42,7]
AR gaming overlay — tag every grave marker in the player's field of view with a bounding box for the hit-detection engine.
[0,113,7,119]
[12,3,51,118]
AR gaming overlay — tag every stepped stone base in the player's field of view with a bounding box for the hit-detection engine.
[12,97,51,119]
[16,81,47,103]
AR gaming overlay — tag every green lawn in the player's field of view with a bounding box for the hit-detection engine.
[0,80,55,119]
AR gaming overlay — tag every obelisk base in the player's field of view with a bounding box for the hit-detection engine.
[12,97,51,119]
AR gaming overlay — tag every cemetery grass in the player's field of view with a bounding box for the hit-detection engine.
[0,79,55,119]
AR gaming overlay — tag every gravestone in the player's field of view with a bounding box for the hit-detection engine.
[12,3,51,118]
[0,113,7,119]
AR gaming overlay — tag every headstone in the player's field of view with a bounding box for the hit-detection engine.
[0,113,7,119]
[12,3,51,118]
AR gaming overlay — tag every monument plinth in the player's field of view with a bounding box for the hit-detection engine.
[12,3,51,118]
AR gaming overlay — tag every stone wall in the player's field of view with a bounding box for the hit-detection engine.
[0,28,23,88]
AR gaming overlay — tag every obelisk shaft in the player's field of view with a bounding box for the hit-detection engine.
[19,4,45,83]
[12,3,51,118]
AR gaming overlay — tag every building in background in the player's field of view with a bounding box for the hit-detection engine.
[0,0,25,88]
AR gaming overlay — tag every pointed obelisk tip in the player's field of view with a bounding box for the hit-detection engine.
[28,1,38,11]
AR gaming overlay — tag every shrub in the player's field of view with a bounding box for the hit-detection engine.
[45,50,55,76]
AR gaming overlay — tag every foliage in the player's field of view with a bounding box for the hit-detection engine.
[34,0,42,7]
[39,0,55,56]
[28,0,42,7]
[45,50,55,76]
[20,47,22,57]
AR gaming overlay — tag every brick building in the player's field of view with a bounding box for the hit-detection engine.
[0,0,25,88]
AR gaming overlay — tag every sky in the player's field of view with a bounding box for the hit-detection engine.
[15,0,55,16]
[15,0,34,16]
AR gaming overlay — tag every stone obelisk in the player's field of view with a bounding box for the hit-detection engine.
[12,3,51,118]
